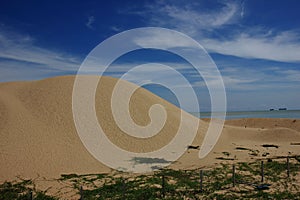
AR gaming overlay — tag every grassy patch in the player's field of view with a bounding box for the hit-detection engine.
[0,179,56,200]
[3,158,300,199]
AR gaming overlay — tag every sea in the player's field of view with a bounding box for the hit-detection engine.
[190,110,300,120]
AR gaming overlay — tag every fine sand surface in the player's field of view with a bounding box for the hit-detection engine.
[1,76,300,184]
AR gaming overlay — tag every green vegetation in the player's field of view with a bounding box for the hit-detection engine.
[0,179,56,200]
[1,158,300,199]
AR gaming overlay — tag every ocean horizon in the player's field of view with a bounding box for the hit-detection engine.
[190,110,300,119]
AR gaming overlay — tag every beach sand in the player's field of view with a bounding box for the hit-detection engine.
[0,76,299,197]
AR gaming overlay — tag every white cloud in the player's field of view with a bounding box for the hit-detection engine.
[202,31,300,63]
[278,70,300,82]
[240,0,245,18]
[111,26,122,32]
[138,1,300,63]
[143,1,240,36]
[86,16,95,30]
[132,29,197,49]
[193,73,257,90]
[0,29,80,82]
[222,66,300,90]
[0,60,59,82]
[105,62,195,77]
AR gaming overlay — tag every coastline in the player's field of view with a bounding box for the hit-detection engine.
[191,110,300,119]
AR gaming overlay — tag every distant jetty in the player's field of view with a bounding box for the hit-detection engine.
[279,108,287,111]
[269,108,287,111]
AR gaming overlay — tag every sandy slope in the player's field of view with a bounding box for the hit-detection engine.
[0,76,300,182]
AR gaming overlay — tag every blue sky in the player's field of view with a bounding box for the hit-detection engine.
[0,0,299,111]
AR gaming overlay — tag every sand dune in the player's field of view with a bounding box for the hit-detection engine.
[0,76,300,182]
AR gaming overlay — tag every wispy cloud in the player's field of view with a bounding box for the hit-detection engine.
[110,26,122,32]
[142,1,240,36]
[0,59,62,82]
[203,31,300,63]
[0,29,80,82]
[240,0,245,18]
[277,69,300,82]
[132,29,197,49]
[220,65,300,90]
[86,16,95,30]
[136,0,300,63]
